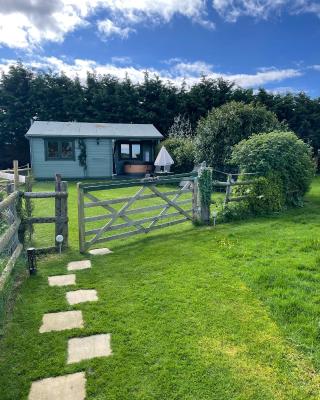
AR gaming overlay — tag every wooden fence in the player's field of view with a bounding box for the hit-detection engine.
[0,160,31,192]
[0,173,69,291]
[77,167,258,253]
[211,169,258,206]
[78,172,199,253]
[0,186,23,291]
[23,174,69,253]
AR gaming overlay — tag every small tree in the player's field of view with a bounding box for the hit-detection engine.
[231,131,315,207]
[168,114,193,138]
[160,114,195,173]
[158,137,196,173]
[195,101,284,168]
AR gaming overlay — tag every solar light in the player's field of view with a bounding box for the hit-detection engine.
[27,247,37,275]
[56,234,64,255]
[212,211,218,227]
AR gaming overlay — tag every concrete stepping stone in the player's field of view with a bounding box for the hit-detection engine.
[66,289,98,305]
[67,260,91,271]
[39,311,84,333]
[28,372,86,400]
[89,248,113,256]
[48,274,75,287]
[67,334,112,364]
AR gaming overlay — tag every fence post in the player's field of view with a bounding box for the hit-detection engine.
[25,175,33,240]
[61,181,68,248]
[197,163,212,225]
[224,174,232,207]
[77,183,85,253]
[192,177,199,221]
[13,160,19,191]
[55,174,68,249]
[6,181,14,195]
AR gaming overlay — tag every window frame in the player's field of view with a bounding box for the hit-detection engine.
[45,138,75,161]
[119,142,142,161]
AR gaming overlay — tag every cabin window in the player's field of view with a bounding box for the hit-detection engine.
[120,143,130,159]
[45,139,75,160]
[120,143,141,160]
[131,144,141,159]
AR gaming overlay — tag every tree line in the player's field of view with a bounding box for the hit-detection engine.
[0,62,320,168]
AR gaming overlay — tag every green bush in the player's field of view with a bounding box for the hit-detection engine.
[158,137,196,173]
[236,173,285,214]
[195,101,284,168]
[231,131,315,207]
[218,174,285,222]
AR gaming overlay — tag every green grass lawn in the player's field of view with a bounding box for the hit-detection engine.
[1,178,320,399]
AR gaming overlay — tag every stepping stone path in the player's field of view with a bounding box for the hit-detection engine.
[48,274,76,287]
[66,289,98,305]
[67,260,91,271]
[67,334,112,364]
[89,247,113,256]
[29,254,113,399]
[28,372,86,400]
[39,311,84,333]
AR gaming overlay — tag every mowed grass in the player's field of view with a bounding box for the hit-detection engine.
[1,179,320,398]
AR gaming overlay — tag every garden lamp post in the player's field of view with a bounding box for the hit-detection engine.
[212,210,218,227]
[27,247,37,275]
[56,234,64,255]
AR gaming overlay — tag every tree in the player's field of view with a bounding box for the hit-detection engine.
[0,63,35,167]
[159,137,195,173]
[194,101,284,168]
[185,77,234,127]
[1,62,320,170]
[231,131,314,206]
[168,114,193,137]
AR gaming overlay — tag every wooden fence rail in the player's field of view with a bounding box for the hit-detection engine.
[21,174,69,252]
[0,160,31,190]
[77,167,258,252]
[0,187,22,291]
[78,173,198,253]
[212,176,256,206]
[0,169,69,295]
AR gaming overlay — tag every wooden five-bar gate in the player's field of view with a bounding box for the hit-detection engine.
[77,172,199,253]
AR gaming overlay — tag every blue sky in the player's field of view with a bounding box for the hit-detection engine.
[0,1,320,95]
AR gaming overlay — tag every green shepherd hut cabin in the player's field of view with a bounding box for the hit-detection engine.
[26,121,163,179]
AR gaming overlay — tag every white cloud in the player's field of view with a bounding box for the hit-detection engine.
[1,0,320,49]
[212,0,285,22]
[104,0,209,24]
[170,61,214,76]
[0,0,211,49]
[0,57,302,89]
[223,68,302,87]
[293,1,320,17]
[111,56,132,65]
[0,0,97,49]
[311,65,320,71]
[97,19,135,39]
[211,0,320,22]
[265,86,302,94]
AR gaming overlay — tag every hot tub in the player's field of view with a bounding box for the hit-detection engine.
[124,162,154,175]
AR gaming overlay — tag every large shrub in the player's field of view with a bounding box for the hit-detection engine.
[158,137,196,173]
[195,101,284,168]
[231,131,315,207]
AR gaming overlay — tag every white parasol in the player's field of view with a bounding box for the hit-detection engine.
[154,146,174,167]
